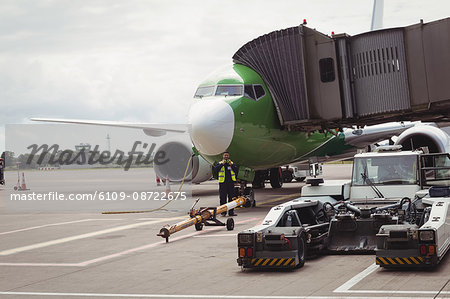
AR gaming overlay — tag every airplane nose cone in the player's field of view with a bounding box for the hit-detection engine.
[189,100,235,156]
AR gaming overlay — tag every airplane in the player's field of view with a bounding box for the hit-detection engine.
[187,64,449,191]
[31,64,450,195]
[31,5,450,196]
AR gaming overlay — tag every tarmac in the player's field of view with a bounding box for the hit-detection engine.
[0,164,449,299]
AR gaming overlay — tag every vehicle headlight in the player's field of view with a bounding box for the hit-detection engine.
[238,233,254,245]
[419,230,435,242]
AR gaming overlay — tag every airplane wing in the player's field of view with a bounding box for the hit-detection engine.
[30,118,186,137]
[294,121,430,164]
[342,121,423,147]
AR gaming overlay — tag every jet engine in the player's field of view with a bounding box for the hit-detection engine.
[153,140,212,184]
[395,125,450,153]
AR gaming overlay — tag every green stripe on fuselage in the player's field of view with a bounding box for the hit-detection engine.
[195,64,353,169]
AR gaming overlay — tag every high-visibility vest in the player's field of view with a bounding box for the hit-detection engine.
[218,164,236,183]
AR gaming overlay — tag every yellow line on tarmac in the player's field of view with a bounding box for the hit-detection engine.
[257,193,301,206]
[235,193,299,211]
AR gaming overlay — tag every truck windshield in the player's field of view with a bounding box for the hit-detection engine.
[352,155,418,185]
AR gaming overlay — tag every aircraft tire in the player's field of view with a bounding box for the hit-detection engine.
[252,171,265,189]
[269,167,283,189]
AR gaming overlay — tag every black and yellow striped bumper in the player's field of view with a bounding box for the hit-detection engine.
[250,257,296,267]
[376,256,423,266]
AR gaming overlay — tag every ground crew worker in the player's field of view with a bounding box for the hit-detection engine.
[214,151,239,216]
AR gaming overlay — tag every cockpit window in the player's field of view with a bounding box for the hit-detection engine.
[194,86,215,98]
[194,84,265,99]
[254,85,265,99]
[244,85,255,100]
[215,85,243,96]
[244,84,266,101]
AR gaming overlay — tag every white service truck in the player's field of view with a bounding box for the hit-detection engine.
[281,165,310,183]
[237,147,450,269]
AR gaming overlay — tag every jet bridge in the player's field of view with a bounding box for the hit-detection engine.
[232,18,450,131]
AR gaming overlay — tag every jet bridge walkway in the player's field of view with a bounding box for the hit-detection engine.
[233,18,450,131]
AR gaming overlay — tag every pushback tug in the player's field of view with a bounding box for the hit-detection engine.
[237,146,450,269]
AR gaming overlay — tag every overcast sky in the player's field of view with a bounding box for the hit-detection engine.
[1,0,450,154]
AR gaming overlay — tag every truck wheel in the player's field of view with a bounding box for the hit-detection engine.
[282,171,293,183]
[226,218,234,231]
[195,222,203,231]
[270,168,283,189]
[296,234,306,268]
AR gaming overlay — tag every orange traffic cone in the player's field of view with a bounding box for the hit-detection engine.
[20,172,29,190]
